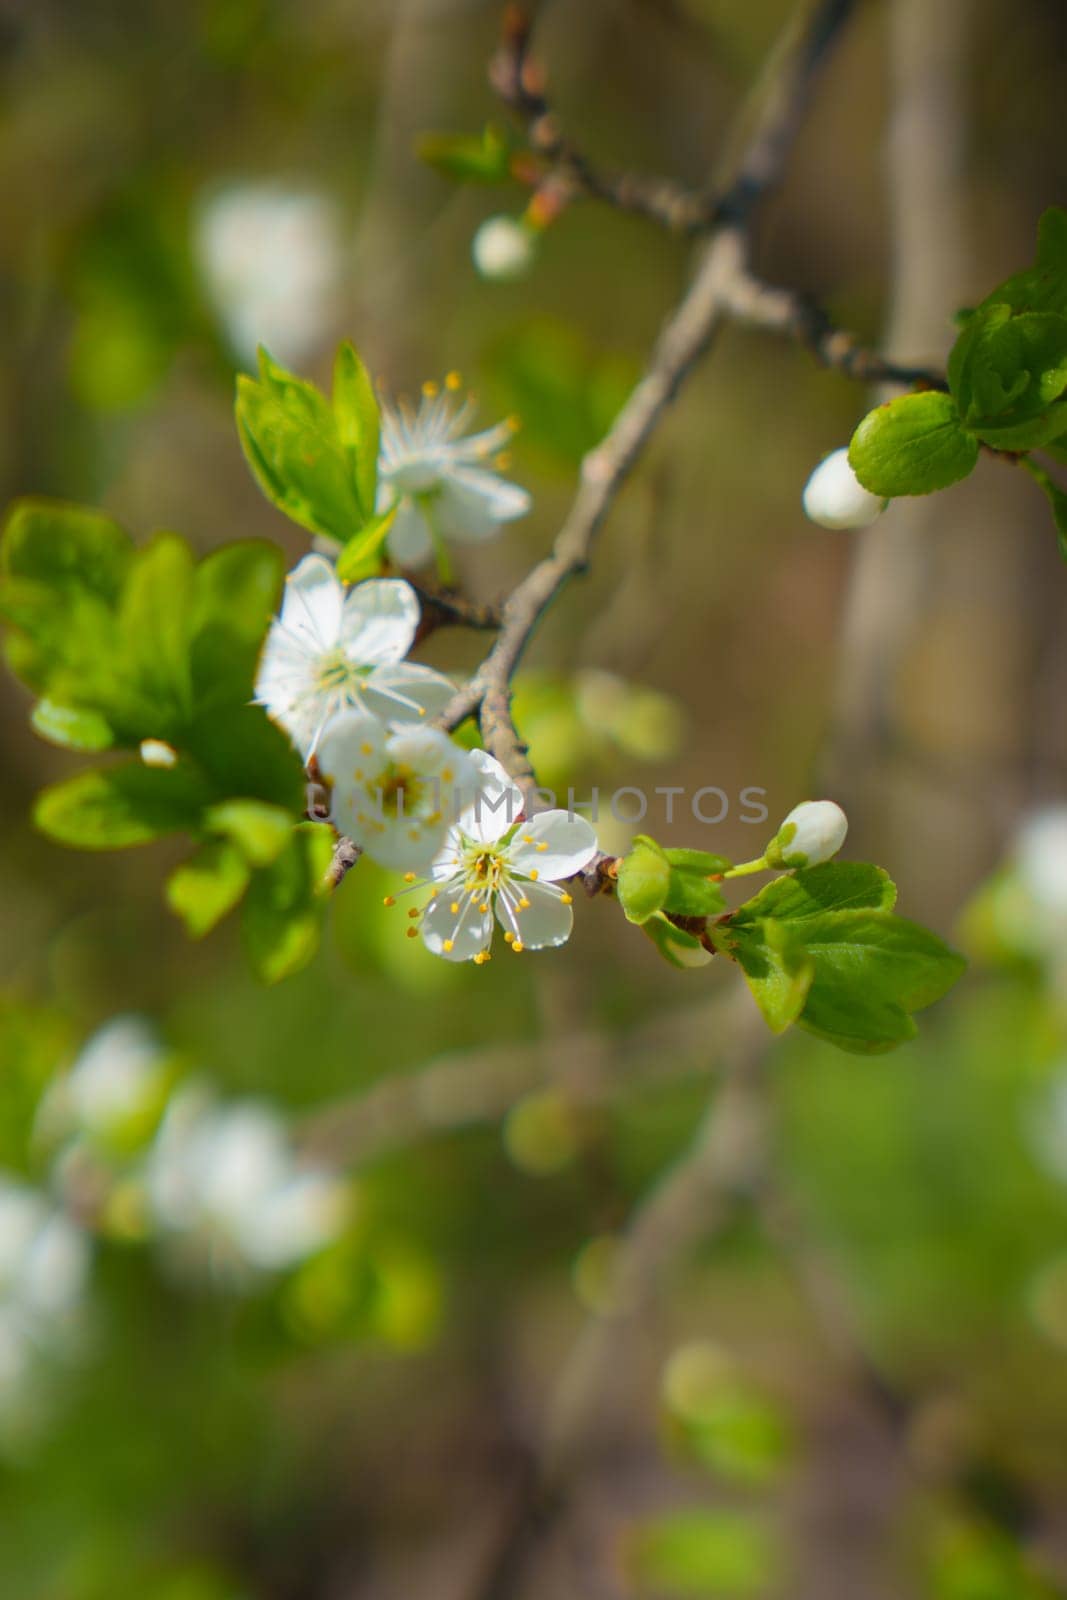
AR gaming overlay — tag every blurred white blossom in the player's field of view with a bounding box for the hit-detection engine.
[145,1085,348,1281]
[194,181,344,367]
[472,215,537,281]
[0,1178,91,1417]
[39,1015,168,1146]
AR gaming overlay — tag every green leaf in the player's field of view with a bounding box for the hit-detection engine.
[189,539,283,707]
[166,839,251,937]
[713,915,813,1033]
[642,912,714,969]
[30,699,115,751]
[790,910,965,1054]
[235,348,366,543]
[242,823,333,983]
[335,505,397,583]
[661,848,727,919]
[332,341,380,523]
[948,304,1067,448]
[204,798,294,867]
[731,862,897,923]
[626,1509,777,1599]
[34,761,210,849]
[849,391,980,498]
[617,835,671,924]
[2,498,133,602]
[1020,457,1067,561]
[976,206,1067,317]
[417,124,514,184]
[117,532,195,729]
[181,703,306,813]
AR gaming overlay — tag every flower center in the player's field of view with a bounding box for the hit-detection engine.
[314,649,365,696]
[459,837,508,896]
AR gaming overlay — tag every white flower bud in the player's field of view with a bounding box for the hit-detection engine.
[140,739,178,769]
[766,800,848,869]
[472,215,536,282]
[803,448,887,529]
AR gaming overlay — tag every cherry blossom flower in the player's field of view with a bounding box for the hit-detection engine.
[254,555,455,758]
[377,376,531,571]
[472,215,537,281]
[316,709,480,873]
[404,750,598,962]
[145,1085,347,1279]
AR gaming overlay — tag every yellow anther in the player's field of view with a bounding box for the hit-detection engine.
[445,370,463,391]
[383,895,396,908]
[404,872,417,883]
[512,939,524,953]
[518,897,530,910]
[507,414,521,433]
[536,842,548,852]
[479,903,488,914]
[417,706,426,716]
[360,742,373,756]
[528,869,539,881]
[406,926,418,939]
[522,834,534,844]
[407,907,420,919]
[441,768,453,783]
[450,901,460,914]
[408,828,421,841]
[560,892,573,905]
[504,932,514,944]
[422,379,440,398]
[495,451,512,471]
[443,938,454,952]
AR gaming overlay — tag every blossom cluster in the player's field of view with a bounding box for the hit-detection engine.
[0,1017,349,1435]
[253,384,599,963]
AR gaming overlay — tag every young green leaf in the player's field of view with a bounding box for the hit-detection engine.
[1020,457,1067,562]
[661,850,727,919]
[417,124,514,185]
[731,862,896,922]
[117,532,195,730]
[332,341,380,524]
[34,761,210,849]
[642,912,714,969]
[849,392,979,498]
[948,305,1067,448]
[166,839,251,937]
[1,499,133,603]
[30,699,115,752]
[790,910,966,1054]
[617,835,671,924]
[711,916,813,1033]
[235,348,366,543]
[242,823,333,983]
[203,798,294,867]
[335,506,397,583]
[188,539,283,707]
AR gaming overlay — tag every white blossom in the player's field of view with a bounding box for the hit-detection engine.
[316,709,479,874]
[377,377,531,568]
[472,215,537,281]
[193,181,343,367]
[767,799,848,869]
[254,554,455,758]
[404,750,598,962]
[1015,807,1067,920]
[145,1085,347,1279]
[803,448,887,529]
[38,1016,167,1145]
[0,1178,91,1407]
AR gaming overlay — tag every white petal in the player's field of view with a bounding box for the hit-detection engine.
[386,725,475,790]
[386,500,434,566]
[455,748,524,843]
[355,812,449,874]
[504,878,573,950]
[508,810,598,881]
[421,888,493,961]
[339,578,419,665]
[437,468,531,543]
[317,710,389,835]
[278,554,344,650]
[362,662,456,726]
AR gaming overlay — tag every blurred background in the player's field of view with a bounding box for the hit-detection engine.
[3,0,1067,1595]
